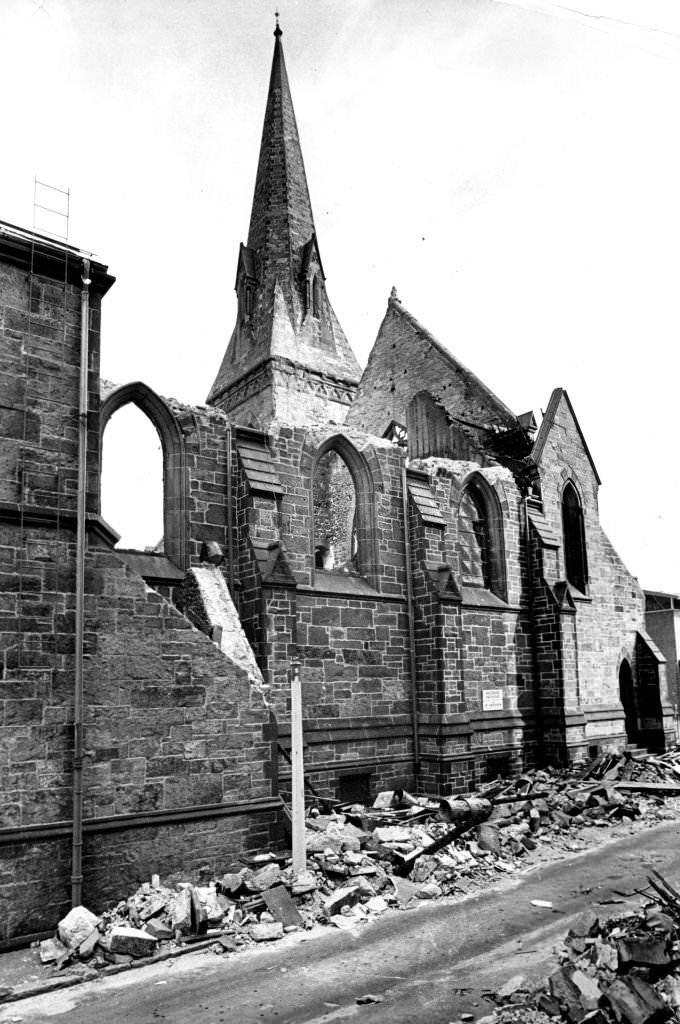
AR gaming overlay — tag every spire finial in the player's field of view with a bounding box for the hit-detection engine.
[274,11,282,37]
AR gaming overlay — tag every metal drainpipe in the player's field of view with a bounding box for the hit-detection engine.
[71,259,90,907]
[524,492,545,767]
[225,422,235,597]
[401,465,420,773]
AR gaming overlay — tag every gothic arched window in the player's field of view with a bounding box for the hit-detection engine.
[562,481,588,593]
[100,382,188,569]
[457,476,506,598]
[313,448,358,574]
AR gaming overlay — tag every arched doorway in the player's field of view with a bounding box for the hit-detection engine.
[619,659,637,744]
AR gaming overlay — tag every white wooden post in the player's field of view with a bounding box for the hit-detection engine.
[290,661,306,873]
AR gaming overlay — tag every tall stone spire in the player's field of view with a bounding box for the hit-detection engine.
[207,20,361,427]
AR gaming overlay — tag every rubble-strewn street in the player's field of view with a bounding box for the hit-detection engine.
[5,816,680,1024]
[20,752,680,980]
[4,752,680,1021]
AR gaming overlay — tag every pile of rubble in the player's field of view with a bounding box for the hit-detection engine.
[37,753,680,975]
[582,749,680,790]
[481,871,680,1023]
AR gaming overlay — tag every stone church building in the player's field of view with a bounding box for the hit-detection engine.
[0,25,671,942]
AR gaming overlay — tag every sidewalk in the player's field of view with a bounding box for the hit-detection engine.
[0,933,220,1008]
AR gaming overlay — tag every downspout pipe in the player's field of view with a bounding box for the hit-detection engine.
[225,422,235,597]
[523,491,545,768]
[71,259,90,907]
[401,465,420,774]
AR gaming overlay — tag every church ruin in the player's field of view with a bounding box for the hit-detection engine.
[0,24,670,942]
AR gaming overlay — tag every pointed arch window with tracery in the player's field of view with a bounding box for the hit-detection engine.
[457,476,506,599]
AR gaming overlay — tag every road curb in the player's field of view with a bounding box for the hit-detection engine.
[0,937,217,1006]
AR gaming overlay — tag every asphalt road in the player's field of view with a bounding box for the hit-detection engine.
[6,818,680,1024]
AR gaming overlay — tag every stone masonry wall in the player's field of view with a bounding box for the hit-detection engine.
[0,253,104,515]
[408,457,537,788]
[0,244,277,943]
[535,391,670,747]
[346,297,517,441]
[235,421,417,801]
[0,528,276,941]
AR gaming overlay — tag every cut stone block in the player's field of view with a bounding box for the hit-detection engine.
[416,882,442,899]
[39,937,68,964]
[109,926,158,959]
[569,910,600,939]
[217,872,245,896]
[169,888,192,934]
[570,969,602,1011]
[605,976,667,1024]
[374,826,412,843]
[306,831,344,855]
[324,885,360,916]
[495,974,526,1002]
[144,919,173,941]
[290,870,317,895]
[391,876,421,906]
[78,927,101,959]
[262,885,303,928]
[617,934,671,966]
[477,824,501,856]
[57,905,100,951]
[190,885,208,933]
[139,895,169,921]
[195,886,225,925]
[247,863,282,893]
[250,921,284,942]
[548,967,585,1022]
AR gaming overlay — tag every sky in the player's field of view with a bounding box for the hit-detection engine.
[2,0,680,591]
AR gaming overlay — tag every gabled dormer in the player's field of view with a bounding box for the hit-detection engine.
[235,244,257,325]
[301,233,326,320]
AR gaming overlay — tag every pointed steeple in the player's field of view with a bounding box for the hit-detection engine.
[207,22,361,427]
[246,17,315,285]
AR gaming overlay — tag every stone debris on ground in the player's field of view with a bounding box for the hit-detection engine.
[478,869,680,1022]
[28,751,680,983]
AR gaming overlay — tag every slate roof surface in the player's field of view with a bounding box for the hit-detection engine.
[406,471,446,526]
[236,434,282,496]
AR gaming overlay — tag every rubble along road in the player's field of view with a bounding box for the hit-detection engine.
[8,820,680,1024]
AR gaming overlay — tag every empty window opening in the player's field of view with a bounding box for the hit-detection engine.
[101,404,163,551]
[313,449,358,574]
[337,772,371,805]
[484,753,510,783]
[562,482,588,593]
